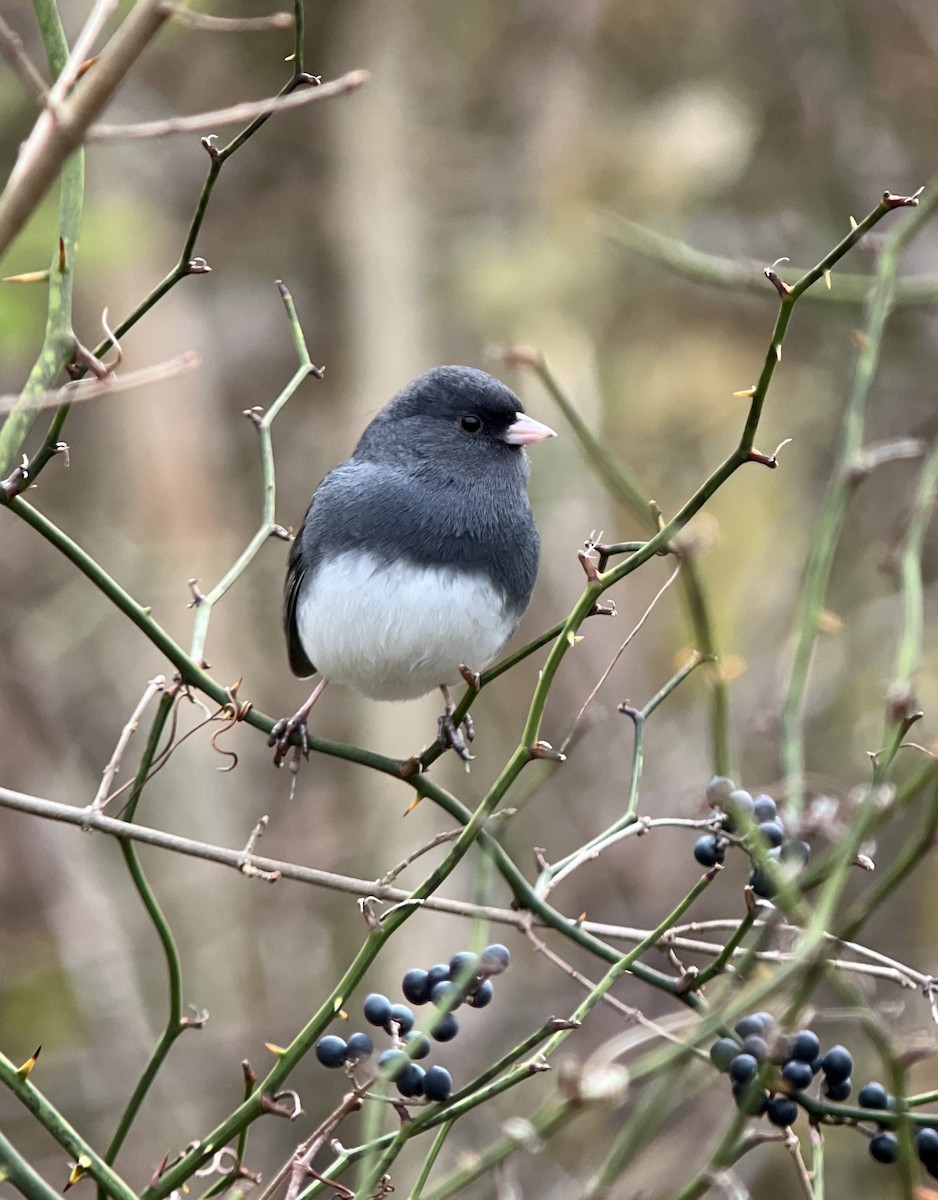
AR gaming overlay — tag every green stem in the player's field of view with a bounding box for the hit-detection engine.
[781,182,938,815]
[0,1053,137,1200]
[0,1129,68,1200]
[406,1121,453,1200]
[0,0,82,477]
[100,691,184,1186]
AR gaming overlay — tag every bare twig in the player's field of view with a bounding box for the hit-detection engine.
[0,352,200,416]
[90,676,165,813]
[167,8,294,32]
[0,15,48,103]
[88,69,369,141]
[571,559,682,729]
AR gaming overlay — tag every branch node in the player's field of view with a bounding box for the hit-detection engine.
[528,740,566,763]
[764,258,792,298]
[884,186,924,209]
[186,257,212,276]
[577,549,601,583]
[201,134,221,160]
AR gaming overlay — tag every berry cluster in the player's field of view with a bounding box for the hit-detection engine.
[694,776,811,898]
[710,1015,938,1176]
[314,944,511,1104]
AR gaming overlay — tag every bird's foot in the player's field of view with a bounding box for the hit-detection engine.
[268,712,310,769]
[437,706,475,768]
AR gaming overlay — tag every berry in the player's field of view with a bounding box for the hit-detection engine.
[315,1035,347,1069]
[401,969,431,1005]
[431,981,460,1009]
[916,1127,938,1168]
[781,1060,813,1091]
[767,1095,799,1127]
[377,1049,409,1080]
[710,1038,740,1072]
[426,964,451,988]
[734,1013,770,1039]
[386,1003,415,1035]
[721,789,754,833]
[431,1012,460,1042]
[449,951,480,980]
[479,944,511,975]
[869,1132,899,1164]
[752,794,778,822]
[820,1046,853,1086]
[396,1063,426,1098]
[729,1054,759,1085]
[741,1035,769,1063]
[468,980,494,1009]
[779,840,811,866]
[858,1082,890,1110]
[749,866,777,899]
[788,1030,821,1064]
[732,1081,768,1116]
[363,993,393,1028]
[757,821,785,848]
[693,836,726,868]
[422,1065,453,1102]
[825,1078,852,1102]
[404,1031,431,1060]
[345,1032,373,1062]
[706,776,736,807]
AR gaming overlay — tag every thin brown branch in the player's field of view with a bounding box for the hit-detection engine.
[167,8,294,32]
[91,676,165,813]
[0,352,200,416]
[88,69,369,141]
[0,15,48,103]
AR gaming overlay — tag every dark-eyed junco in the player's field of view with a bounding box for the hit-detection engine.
[269,365,556,765]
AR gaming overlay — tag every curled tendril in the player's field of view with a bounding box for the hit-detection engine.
[209,684,254,772]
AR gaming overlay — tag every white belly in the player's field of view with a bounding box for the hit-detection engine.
[295,552,514,700]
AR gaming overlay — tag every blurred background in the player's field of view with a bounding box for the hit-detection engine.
[2,2,938,1197]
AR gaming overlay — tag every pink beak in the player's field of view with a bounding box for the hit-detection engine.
[503,412,557,446]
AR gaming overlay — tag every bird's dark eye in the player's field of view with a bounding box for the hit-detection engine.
[460,415,482,433]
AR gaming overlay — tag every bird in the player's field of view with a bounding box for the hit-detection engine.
[269,364,556,767]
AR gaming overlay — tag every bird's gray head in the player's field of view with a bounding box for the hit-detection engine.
[355,366,555,475]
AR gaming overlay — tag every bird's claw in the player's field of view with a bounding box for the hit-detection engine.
[268,713,310,768]
[437,709,474,766]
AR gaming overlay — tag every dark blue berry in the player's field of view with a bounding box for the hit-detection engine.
[858,1082,890,1110]
[426,964,451,988]
[345,1032,373,1062]
[825,1077,852,1102]
[757,821,785,848]
[449,951,480,980]
[401,969,431,1005]
[729,1053,759,1085]
[315,1035,347,1068]
[732,1081,768,1115]
[869,1132,899,1164]
[422,1065,453,1102]
[752,794,778,823]
[820,1046,853,1086]
[363,993,393,1028]
[404,1030,431,1060]
[767,1095,799,1127]
[741,1035,769,1062]
[377,1049,409,1080]
[432,1012,459,1042]
[915,1127,938,1168]
[749,866,777,899]
[479,944,511,975]
[693,836,726,867]
[431,981,461,1009]
[788,1030,821,1063]
[396,1063,426,1098]
[710,1038,740,1072]
[706,776,736,807]
[468,980,494,1009]
[781,1060,813,1091]
[734,1014,769,1039]
[386,1003,415,1035]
